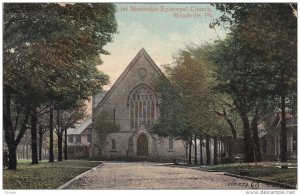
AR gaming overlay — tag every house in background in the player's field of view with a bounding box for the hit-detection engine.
[67,119,92,159]
[259,112,297,161]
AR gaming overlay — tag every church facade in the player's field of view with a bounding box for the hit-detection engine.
[90,49,189,161]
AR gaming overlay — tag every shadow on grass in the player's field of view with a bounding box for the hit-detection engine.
[3,160,101,189]
[207,163,297,187]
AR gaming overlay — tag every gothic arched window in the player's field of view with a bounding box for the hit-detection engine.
[129,85,156,129]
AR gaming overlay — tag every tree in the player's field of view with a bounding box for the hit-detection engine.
[212,3,297,163]
[54,101,87,161]
[3,93,30,169]
[239,4,297,164]
[206,135,211,164]
[94,111,120,157]
[199,137,204,165]
[187,45,244,158]
[64,126,68,160]
[213,106,241,156]
[3,3,116,169]
[209,35,275,162]
[30,107,38,164]
[194,136,197,164]
[153,78,189,138]
[173,48,237,165]
[154,47,234,165]
[49,106,54,162]
[38,125,48,161]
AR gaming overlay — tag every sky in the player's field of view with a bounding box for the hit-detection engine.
[98,3,228,90]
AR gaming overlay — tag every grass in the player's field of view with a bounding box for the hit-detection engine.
[207,163,297,187]
[3,160,101,189]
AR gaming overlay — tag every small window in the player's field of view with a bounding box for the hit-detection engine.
[112,139,116,150]
[68,135,74,143]
[75,135,81,143]
[169,138,174,150]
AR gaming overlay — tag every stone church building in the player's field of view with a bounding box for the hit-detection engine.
[90,49,189,161]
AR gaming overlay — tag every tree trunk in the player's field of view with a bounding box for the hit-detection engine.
[22,145,25,159]
[251,107,261,162]
[188,137,192,165]
[31,107,38,164]
[185,145,188,161]
[26,144,29,159]
[223,109,238,155]
[8,145,17,170]
[4,88,17,170]
[200,137,203,165]
[206,135,210,165]
[58,132,63,161]
[214,136,218,165]
[280,93,288,163]
[194,136,197,165]
[231,137,238,156]
[228,138,233,157]
[240,109,254,163]
[214,108,238,155]
[56,109,63,161]
[49,106,54,162]
[38,127,43,161]
[252,125,261,162]
[64,126,68,160]
[4,87,30,169]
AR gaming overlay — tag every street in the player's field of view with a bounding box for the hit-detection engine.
[65,162,280,189]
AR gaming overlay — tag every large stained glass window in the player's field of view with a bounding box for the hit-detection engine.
[129,86,156,129]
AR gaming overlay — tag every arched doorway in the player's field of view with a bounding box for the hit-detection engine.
[137,134,149,156]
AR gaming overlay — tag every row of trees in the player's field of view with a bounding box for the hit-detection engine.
[211,3,297,163]
[3,3,118,170]
[153,47,238,165]
[154,3,296,164]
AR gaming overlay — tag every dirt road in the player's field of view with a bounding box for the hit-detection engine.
[65,162,280,189]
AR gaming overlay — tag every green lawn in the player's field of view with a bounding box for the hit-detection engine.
[207,163,297,187]
[3,160,101,189]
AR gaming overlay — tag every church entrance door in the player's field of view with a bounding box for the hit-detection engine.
[137,134,149,156]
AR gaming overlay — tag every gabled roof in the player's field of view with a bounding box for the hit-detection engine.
[268,112,297,128]
[95,48,165,110]
[259,112,297,136]
[67,118,92,135]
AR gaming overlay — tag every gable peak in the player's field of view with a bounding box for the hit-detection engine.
[136,48,149,57]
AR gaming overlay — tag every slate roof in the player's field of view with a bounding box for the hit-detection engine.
[67,118,92,135]
[93,90,107,108]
